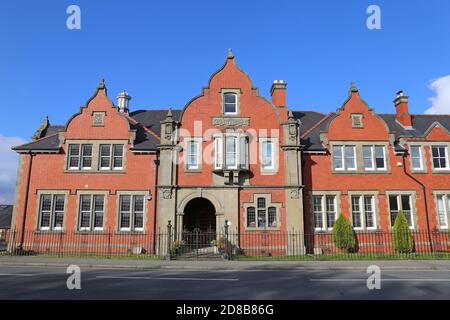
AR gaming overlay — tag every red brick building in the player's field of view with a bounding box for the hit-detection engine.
[9,51,450,256]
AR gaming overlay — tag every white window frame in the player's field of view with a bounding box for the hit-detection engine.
[68,144,81,170]
[186,139,200,170]
[119,195,145,232]
[363,145,386,171]
[388,194,415,230]
[223,93,238,115]
[333,145,357,171]
[214,136,223,170]
[260,138,277,171]
[351,195,377,230]
[225,135,238,169]
[78,195,105,231]
[410,145,423,170]
[313,195,337,232]
[81,144,93,170]
[98,144,124,171]
[38,194,66,231]
[432,146,449,170]
[436,194,450,230]
[112,144,124,170]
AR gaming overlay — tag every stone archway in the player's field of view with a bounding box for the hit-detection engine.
[183,198,216,233]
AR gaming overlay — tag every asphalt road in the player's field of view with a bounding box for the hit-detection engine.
[0,265,449,299]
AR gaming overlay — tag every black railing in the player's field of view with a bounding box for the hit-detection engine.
[4,229,450,260]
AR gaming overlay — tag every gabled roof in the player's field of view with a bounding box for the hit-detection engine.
[12,107,450,154]
[0,205,13,229]
[299,113,450,152]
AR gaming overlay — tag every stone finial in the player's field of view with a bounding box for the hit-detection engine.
[32,116,49,140]
[227,48,234,59]
[97,79,106,89]
[350,82,358,93]
[165,108,173,121]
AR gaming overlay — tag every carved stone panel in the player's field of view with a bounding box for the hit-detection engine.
[212,117,250,127]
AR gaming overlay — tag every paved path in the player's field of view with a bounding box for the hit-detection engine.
[1,256,450,271]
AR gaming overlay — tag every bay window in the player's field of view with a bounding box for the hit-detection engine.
[213,133,249,170]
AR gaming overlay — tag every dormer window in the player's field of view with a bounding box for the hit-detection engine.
[224,93,237,114]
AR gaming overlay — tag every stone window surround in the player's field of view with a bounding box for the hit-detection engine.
[242,193,282,231]
[115,190,150,233]
[34,189,70,232]
[220,88,241,116]
[350,113,364,128]
[259,137,278,174]
[429,142,450,173]
[183,137,203,172]
[74,190,109,233]
[408,143,428,173]
[308,190,341,233]
[385,190,418,230]
[432,190,450,230]
[330,141,390,174]
[347,190,381,231]
[64,139,128,173]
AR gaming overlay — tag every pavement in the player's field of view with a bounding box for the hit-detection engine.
[1,256,450,299]
[1,255,450,271]
[1,263,450,299]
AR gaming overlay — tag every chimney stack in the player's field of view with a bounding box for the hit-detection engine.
[393,90,412,128]
[117,91,131,113]
[270,80,287,108]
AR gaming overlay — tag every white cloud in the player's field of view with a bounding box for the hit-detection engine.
[0,134,26,204]
[425,75,450,114]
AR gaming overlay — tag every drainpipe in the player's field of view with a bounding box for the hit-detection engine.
[19,152,34,250]
[401,153,433,253]
[152,154,160,253]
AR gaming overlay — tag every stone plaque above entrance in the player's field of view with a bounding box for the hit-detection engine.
[212,117,250,127]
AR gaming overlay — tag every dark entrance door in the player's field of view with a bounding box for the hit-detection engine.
[182,198,216,252]
[183,198,216,233]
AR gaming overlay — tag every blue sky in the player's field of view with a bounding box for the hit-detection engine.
[0,0,450,203]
